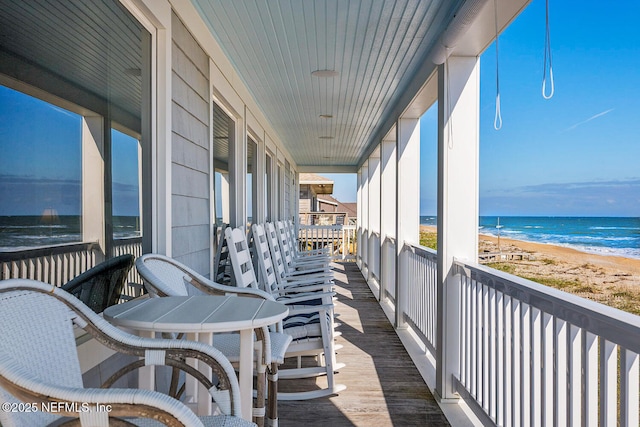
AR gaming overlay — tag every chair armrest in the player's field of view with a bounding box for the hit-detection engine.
[276,291,335,306]
[0,362,204,427]
[186,276,273,301]
[286,304,334,316]
[276,283,333,294]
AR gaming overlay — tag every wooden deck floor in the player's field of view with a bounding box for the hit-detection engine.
[278,262,450,426]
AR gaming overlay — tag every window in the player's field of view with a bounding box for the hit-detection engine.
[0,0,151,260]
[265,152,273,221]
[111,128,141,240]
[247,137,257,226]
[212,101,234,226]
[0,85,82,249]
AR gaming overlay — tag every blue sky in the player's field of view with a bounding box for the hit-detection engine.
[329,0,640,217]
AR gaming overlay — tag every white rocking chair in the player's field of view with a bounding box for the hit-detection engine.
[224,227,346,400]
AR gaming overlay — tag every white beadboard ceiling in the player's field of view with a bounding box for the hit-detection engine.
[192,0,465,169]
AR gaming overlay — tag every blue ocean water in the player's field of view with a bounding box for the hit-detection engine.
[0,215,140,251]
[420,216,640,259]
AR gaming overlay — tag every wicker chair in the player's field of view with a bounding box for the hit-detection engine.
[0,278,255,427]
[61,254,135,314]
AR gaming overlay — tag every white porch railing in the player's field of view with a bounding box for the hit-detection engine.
[403,243,438,355]
[0,242,101,287]
[380,236,396,302]
[0,238,144,300]
[112,236,145,299]
[298,225,357,261]
[454,260,640,427]
[357,230,640,426]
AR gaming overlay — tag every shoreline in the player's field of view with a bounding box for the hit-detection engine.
[420,225,640,274]
[420,225,640,314]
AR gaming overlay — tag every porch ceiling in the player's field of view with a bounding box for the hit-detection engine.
[191,0,465,169]
[0,0,144,122]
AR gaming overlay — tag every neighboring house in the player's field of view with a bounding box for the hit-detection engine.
[299,173,356,225]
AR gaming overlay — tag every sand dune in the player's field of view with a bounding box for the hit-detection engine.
[420,225,640,314]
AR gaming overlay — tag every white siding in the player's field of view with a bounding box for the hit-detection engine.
[171,11,211,275]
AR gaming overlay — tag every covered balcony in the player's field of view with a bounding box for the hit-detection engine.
[1,0,639,426]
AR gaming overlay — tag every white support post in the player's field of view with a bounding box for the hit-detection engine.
[435,56,480,401]
[395,118,420,329]
[356,169,363,268]
[368,151,381,285]
[360,161,370,279]
[380,137,396,302]
[82,116,106,260]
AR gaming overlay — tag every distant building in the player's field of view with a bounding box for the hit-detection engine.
[299,173,356,225]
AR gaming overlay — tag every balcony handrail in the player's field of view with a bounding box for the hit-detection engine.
[0,241,101,262]
[453,258,640,353]
[404,241,436,259]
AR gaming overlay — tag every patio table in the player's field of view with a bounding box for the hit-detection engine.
[104,295,288,421]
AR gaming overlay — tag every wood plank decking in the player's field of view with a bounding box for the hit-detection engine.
[278,262,450,426]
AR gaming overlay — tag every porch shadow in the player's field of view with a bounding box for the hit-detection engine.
[278,262,450,426]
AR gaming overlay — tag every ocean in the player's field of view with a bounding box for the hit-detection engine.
[0,215,141,251]
[2,215,638,260]
[420,216,640,260]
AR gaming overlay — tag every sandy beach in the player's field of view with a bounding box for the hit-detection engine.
[420,225,640,314]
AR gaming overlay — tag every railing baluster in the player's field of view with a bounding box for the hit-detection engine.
[542,312,553,426]
[521,303,531,427]
[496,290,504,426]
[599,339,617,426]
[584,331,598,427]
[482,283,489,409]
[620,348,639,427]
[471,278,477,399]
[555,319,568,427]
[488,287,496,418]
[531,308,542,426]
[511,298,521,427]
[568,324,582,427]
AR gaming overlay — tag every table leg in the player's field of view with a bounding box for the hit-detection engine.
[138,330,155,390]
[185,332,199,413]
[197,333,213,416]
[239,328,253,421]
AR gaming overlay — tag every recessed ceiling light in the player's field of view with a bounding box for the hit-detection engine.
[311,69,339,78]
[319,136,334,140]
[319,114,333,119]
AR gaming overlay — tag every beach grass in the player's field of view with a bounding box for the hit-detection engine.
[419,228,640,316]
[419,231,437,250]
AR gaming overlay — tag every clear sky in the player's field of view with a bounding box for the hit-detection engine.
[423,0,640,217]
[330,0,640,217]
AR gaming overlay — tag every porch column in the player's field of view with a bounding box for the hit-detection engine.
[360,160,369,279]
[356,168,363,269]
[379,137,396,302]
[435,56,480,401]
[82,116,106,261]
[395,118,420,329]
[367,150,381,286]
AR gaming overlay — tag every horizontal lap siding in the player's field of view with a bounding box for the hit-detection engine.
[171,12,210,274]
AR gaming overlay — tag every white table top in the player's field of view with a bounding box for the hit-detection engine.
[104,295,288,333]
